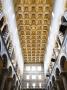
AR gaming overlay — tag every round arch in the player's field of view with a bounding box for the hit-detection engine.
[8,66,12,76]
[60,56,67,71]
[55,68,60,77]
[13,74,16,81]
[52,75,55,83]
[2,54,7,68]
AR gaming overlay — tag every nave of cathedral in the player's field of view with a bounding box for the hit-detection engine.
[0,0,67,90]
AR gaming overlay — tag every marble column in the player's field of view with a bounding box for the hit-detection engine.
[11,76,16,90]
[52,82,57,90]
[18,85,20,90]
[56,79,61,90]
[7,77,13,90]
[0,68,8,90]
[15,81,18,90]
[60,71,67,90]
[49,82,52,90]
[47,86,49,90]
[56,76,65,90]
[11,85,16,90]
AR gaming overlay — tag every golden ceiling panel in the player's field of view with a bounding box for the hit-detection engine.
[13,0,53,64]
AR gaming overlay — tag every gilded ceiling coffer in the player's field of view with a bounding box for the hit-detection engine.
[13,0,53,64]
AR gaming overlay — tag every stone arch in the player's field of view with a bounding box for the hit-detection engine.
[18,85,20,90]
[60,56,67,71]
[52,75,57,90]
[12,74,16,85]
[49,81,52,89]
[55,68,65,90]
[47,86,49,90]
[59,15,67,35]
[0,55,8,90]
[11,74,16,90]
[13,74,16,81]
[2,54,7,68]
[0,16,4,28]
[16,81,18,90]
[2,25,8,36]
[50,81,51,84]
[52,75,55,83]
[61,16,67,23]
[16,81,18,86]
[55,68,60,77]
[8,66,12,77]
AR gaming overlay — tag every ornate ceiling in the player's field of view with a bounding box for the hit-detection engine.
[13,0,53,64]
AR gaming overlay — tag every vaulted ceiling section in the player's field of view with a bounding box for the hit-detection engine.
[13,0,53,64]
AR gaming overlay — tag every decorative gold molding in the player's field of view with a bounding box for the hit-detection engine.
[13,0,53,64]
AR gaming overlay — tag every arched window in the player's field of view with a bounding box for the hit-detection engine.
[48,86,49,90]
[13,74,16,81]
[2,25,8,36]
[55,68,60,77]
[8,66,12,76]
[60,56,67,71]
[2,54,7,68]
[49,81,52,89]
[0,17,4,28]
[52,75,55,83]
[60,56,66,69]
[59,15,67,35]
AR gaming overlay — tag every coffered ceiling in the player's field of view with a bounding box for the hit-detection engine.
[13,0,53,64]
